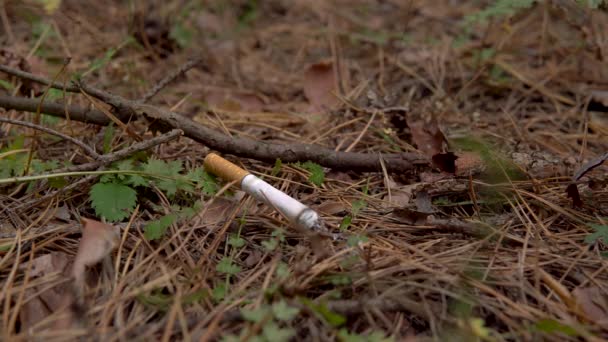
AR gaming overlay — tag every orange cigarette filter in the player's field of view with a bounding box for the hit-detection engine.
[203,153,250,183]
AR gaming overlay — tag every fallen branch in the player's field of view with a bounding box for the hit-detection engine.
[0,64,429,172]
[0,117,100,159]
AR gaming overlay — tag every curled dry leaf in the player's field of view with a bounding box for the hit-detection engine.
[19,252,75,332]
[303,61,341,112]
[73,218,119,286]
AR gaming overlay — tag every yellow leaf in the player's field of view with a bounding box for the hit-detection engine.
[38,0,62,14]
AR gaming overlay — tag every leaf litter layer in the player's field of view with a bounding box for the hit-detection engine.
[1,0,608,341]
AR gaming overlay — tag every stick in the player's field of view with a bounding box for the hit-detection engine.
[0,117,101,160]
[0,65,430,173]
[138,58,201,103]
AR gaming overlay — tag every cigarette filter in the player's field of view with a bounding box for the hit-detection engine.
[203,153,325,233]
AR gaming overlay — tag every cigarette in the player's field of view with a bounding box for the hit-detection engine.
[203,153,325,234]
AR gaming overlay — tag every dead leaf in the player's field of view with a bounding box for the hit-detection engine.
[204,89,265,112]
[28,252,70,277]
[303,61,341,111]
[73,218,119,286]
[408,117,447,157]
[383,190,413,208]
[197,197,241,225]
[573,287,608,327]
[392,208,431,225]
[19,252,75,332]
[455,152,484,176]
[315,201,349,215]
[244,250,263,267]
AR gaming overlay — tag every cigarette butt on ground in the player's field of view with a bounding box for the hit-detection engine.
[203,153,328,235]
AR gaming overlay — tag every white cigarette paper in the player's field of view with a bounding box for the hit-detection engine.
[203,153,324,232]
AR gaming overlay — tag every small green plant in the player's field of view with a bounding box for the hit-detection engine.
[584,223,608,245]
[222,300,300,342]
[337,329,394,342]
[533,319,579,337]
[297,161,325,186]
[89,157,219,225]
[300,297,346,327]
[340,184,368,231]
[463,0,534,27]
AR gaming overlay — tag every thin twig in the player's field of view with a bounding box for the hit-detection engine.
[57,128,183,173]
[139,58,202,103]
[0,117,100,160]
[0,63,80,93]
[7,129,183,213]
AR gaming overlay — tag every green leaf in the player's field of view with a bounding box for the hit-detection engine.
[228,235,246,248]
[347,235,368,247]
[534,319,578,336]
[339,216,352,231]
[0,79,14,91]
[220,335,240,342]
[584,224,608,244]
[183,289,208,305]
[271,158,282,176]
[262,322,294,342]
[240,306,270,323]
[261,238,278,251]
[216,257,241,275]
[299,297,346,327]
[338,329,394,342]
[144,214,177,240]
[271,300,299,321]
[302,161,325,186]
[103,123,115,153]
[212,283,227,302]
[83,47,118,76]
[351,200,366,216]
[275,262,290,280]
[89,182,137,221]
[170,23,193,48]
[186,167,219,195]
[144,158,184,196]
[136,292,171,311]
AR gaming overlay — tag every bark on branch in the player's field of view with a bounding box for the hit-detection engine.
[0,65,429,172]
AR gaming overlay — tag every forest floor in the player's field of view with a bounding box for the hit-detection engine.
[1,1,608,341]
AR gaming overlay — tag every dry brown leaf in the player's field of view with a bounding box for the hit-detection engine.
[455,152,484,176]
[197,197,241,226]
[573,287,608,327]
[408,117,447,157]
[204,90,265,112]
[19,252,75,332]
[303,61,340,112]
[72,218,119,286]
[315,201,349,215]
